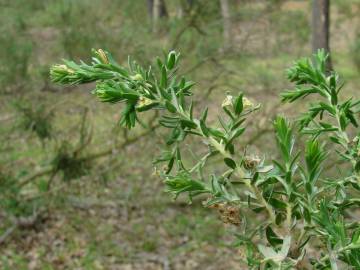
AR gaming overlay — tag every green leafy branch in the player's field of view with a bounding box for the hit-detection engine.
[50,49,360,268]
[51,49,279,225]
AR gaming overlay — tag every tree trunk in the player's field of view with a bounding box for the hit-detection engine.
[147,0,154,19]
[177,0,184,19]
[178,0,195,18]
[159,0,168,18]
[312,0,332,70]
[152,0,168,32]
[220,0,231,50]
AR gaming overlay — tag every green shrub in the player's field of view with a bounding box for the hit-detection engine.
[51,49,360,269]
[14,102,53,141]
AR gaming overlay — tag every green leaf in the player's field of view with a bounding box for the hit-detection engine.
[201,107,208,122]
[180,119,197,129]
[281,87,319,103]
[234,93,244,115]
[165,171,209,199]
[166,51,176,69]
[339,113,348,131]
[230,118,246,131]
[188,101,194,120]
[208,128,225,140]
[156,57,163,70]
[355,161,360,173]
[224,158,237,169]
[200,120,209,137]
[274,116,294,163]
[136,101,159,112]
[228,127,245,143]
[305,139,326,183]
[269,198,287,210]
[161,66,167,88]
[303,206,311,223]
[165,100,177,113]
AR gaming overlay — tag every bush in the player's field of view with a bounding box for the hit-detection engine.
[51,49,360,269]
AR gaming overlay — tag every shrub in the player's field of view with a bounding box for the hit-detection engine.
[51,49,360,269]
[14,102,53,141]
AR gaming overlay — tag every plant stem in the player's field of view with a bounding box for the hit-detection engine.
[243,177,276,223]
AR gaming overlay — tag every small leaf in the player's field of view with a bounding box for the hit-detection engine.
[224,158,237,169]
[266,226,283,247]
[200,120,209,137]
[180,119,197,129]
[208,128,225,140]
[166,51,176,69]
[156,57,163,70]
[161,66,167,88]
[251,172,259,185]
[234,93,244,115]
[269,198,287,209]
[339,113,347,131]
[201,107,208,122]
[165,100,177,113]
[355,161,360,172]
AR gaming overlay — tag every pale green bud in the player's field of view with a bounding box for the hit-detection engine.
[130,74,143,81]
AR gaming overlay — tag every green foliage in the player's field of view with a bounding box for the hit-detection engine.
[52,49,360,268]
[51,141,90,181]
[164,171,210,199]
[14,102,53,141]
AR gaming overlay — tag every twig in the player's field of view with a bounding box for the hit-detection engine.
[17,166,54,188]
[16,124,160,188]
[0,210,44,245]
[80,124,159,162]
[0,224,17,245]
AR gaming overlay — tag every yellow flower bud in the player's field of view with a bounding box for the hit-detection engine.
[242,97,254,110]
[137,96,153,108]
[222,95,233,108]
[97,49,109,64]
[152,167,161,177]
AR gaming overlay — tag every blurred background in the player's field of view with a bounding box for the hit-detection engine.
[0,0,359,269]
